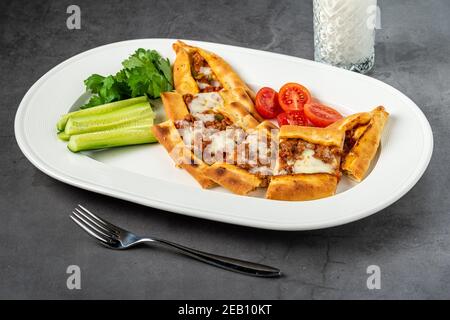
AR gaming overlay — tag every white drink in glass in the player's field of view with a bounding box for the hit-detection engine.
[313,0,377,73]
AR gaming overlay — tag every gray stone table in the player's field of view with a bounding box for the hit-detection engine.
[1,0,449,299]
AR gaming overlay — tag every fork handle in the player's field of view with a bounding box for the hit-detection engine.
[149,238,281,278]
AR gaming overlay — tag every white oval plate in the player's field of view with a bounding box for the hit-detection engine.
[15,39,433,230]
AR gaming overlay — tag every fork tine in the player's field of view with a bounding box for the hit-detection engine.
[70,215,114,246]
[72,211,117,241]
[74,208,116,236]
[77,204,121,233]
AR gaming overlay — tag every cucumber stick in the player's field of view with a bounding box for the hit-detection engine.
[56,96,148,131]
[59,117,154,140]
[64,102,154,135]
[68,126,157,152]
[57,131,71,141]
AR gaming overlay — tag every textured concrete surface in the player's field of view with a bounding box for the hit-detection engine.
[1,0,449,299]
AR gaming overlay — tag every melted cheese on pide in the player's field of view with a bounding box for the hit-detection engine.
[249,166,273,176]
[178,125,194,147]
[290,149,335,174]
[208,129,237,155]
[194,113,215,123]
[195,66,221,90]
[177,92,276,176]
[242,132,274,175]
[188,92,224,116]
[199,66,212,76]
[197,82,211,90]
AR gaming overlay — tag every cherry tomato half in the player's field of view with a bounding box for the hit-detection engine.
[304,103,343,127]
[278,82,312,112]
[255,87,282,119]
[277,111,308,127]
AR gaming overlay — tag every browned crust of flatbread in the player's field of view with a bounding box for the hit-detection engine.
[160,89,260,131]
[161,92,190,121]
[327,112,372,131]
[173,41,262,121]
[175,41,255,96]
[221,87,255,116]
[266,174,338,201]
[279,125,345,147]
[256,120,278,132]
[204,163,263,195]
[172,42,199,96]
[152,120,216,189]
[155,90,264,192]
[218,87,262,122]
[255,120,279,141]
[341,106,389,182]
[352,123,370,141]
[216,100,260,130]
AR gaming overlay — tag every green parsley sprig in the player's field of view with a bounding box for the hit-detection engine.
[81,49,173,108]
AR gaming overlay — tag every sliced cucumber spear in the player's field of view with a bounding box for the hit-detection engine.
[56,96,148,131]
[57,131,71,141]
[67,126,157,153]
[59,117,154,141]
[64,102,154,135]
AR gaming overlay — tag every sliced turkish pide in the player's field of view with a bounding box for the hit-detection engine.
[340,106,389,182]
[152,120,216,189]
[266,125,345,201]
[204,120,279,194]
[172,41,263,121]
[154,91,231,188]
[154,89,276,194]
[328,106,389,182]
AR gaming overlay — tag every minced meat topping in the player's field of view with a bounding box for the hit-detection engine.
[191,52,222,92]
[278,139,340,174]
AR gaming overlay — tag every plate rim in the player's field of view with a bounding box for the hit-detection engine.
[14,38,434,230]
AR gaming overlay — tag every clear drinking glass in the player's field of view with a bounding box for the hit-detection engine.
[313,0,377,74]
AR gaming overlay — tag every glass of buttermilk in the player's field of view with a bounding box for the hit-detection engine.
[313,0,378,74]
